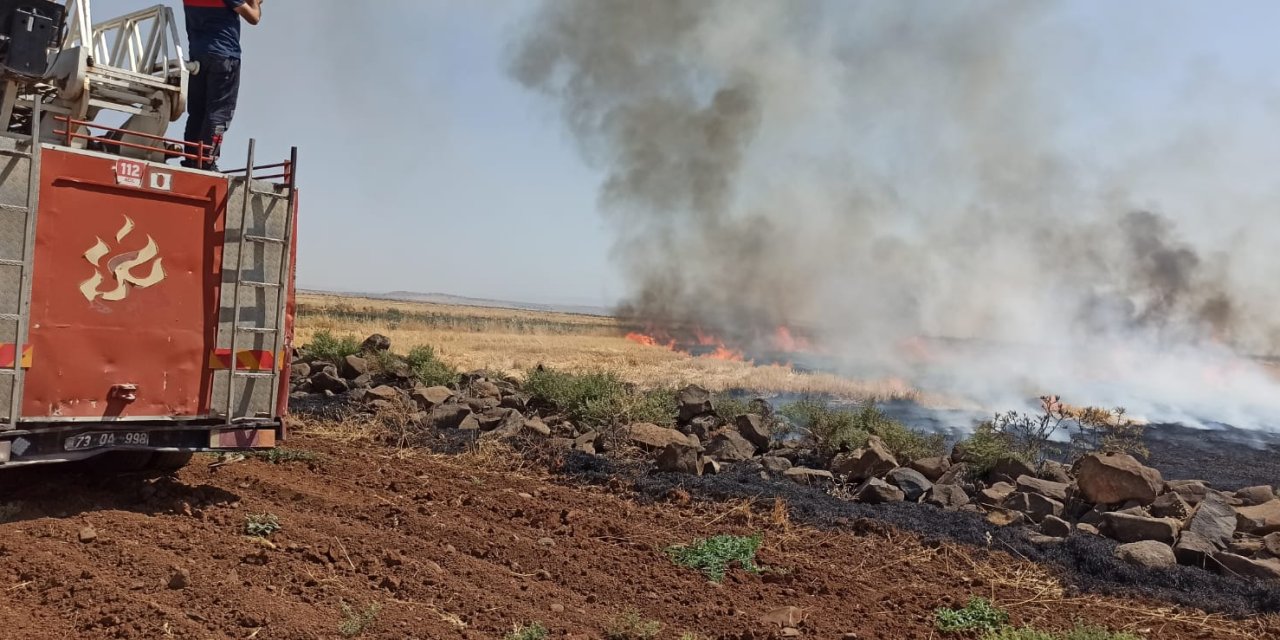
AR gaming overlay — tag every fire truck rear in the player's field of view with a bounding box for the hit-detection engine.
[0,0,294,470]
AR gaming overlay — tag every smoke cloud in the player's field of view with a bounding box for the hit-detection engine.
[511,0,1280,429]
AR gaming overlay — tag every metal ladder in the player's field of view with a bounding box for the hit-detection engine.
[224,139,298,421]
[0,98,40,429]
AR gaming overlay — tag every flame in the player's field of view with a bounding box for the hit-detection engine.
[772,326,811,352]
[706,345,746,361]
[625,332,658,347]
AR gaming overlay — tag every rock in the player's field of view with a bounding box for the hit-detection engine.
[468,380,501,400]
[735,414,771,451]
[523,417,551,437]
[365,385,401,403]
[1236,500,1280,535]
[761,456,793,474]
[1075,452,1163,506]
[854,478,905,504]
[424,404,474,430]
[628,423,690,452]
[1266,533,1280,558]
[78,526,97,543]
[681,414,722,442]
[705,430,758,462]
[1236,486,1279,507]
[1027,533,1064,546]
[477,408,524,437]
[1212,552,1280,581]
[987,457,1036,484]
[1015,475,1070,502]
[760,606,807,628]
[1041,515,1072,538]
[1174,531,1218,567]
[924,484,970,510]
[350,373,373,389]
[949,441,969,464]
[677,385,714,422]
[290,362,311,379]
[1076,523,1100,536]
[783,467,834,485]
[360,334,391,353]
[310,370,349,394]
[1101,512,1180,544]
[830,436,897,481]
[885,468,932,502]
[500,393,530,412]
[986,510,1025,527]
[655,442,703,476]
[411,386,455,410]
[1166,480,1211,506]
[466,397,501,413]
[1115,541,1177,569]
[936,463,970,486]
[909,457,951,482]
[702,457,722,475]
[1229,538,1265,556]
[1184,493,1238,549]
[167,566,191,590]
[1149,492,1192,520]
[1003,491,1064,523]
[341,354,369,379]
[1040,460,1073,484]
[977,482,1016,507]
[573,431,599,454]
[458,414,481,431]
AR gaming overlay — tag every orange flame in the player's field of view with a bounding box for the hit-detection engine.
[706,345,746,362]
[772,326,811,352]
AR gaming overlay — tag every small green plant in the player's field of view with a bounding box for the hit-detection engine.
[303,330,362,365]
[712,394,750,422]
[780,399,944,460]
[249,448,319,464]
[665,533,764,582]
[505,622,549,640]
[604,609,661,640]
[935,598,1010,634]
[404,345,459,387]
[244,513,281,538]
[958,420,1023,476]
[524,367,675,428]
[982,624,1141,640]
[338,601,381,637]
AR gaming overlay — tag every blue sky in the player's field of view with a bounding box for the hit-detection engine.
[86,1,1280,308]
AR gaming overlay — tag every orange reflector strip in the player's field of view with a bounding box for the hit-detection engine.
[0,343,32,369]
[209,349,282,371]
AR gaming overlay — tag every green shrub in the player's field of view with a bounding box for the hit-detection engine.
[524,367,674,428]
[404,345,458,387]
[665,533,764,582]
[604,609,661,640]
[303,330,361,364]
[506,622,549,640]
[982,624,1141,640]
[958,421,1022,476]
[244,513,281,538]
[780,399,943,460]
[712,394,750,422]
[935,598,1009,634]
[250,448,319,464]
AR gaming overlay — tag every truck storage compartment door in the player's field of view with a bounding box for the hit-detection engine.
[24,148,228,419]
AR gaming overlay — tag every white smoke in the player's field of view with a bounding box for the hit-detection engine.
[511,0,1280,430]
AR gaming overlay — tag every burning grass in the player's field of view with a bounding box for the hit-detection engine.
[295,293,918,401]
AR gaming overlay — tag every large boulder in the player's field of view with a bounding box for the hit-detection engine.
[830,436,897,481]
[1075,453,1163,506]
[477,408,524,435]
[411,385,456,410]
[886,468,932,502]
[1101,512,1180,544]
[987,457,1036,484]
[935,463,970,486]
[655,442,703,476]
[1236,500,1280,535]
[705,430,758,462]
[360,334,392,353]
[1040,515,1073,538]
[924,484,970,510]
[681,414,722,442]
[310,370,349,394]
[365,385,402,403]
[1040,460,1073,484]
[341,354,369,379]
[1166,480,1211,506]
[855,478,905,504]
[1184,493,1238,549]
[760,456,793,474]
[1264,532,1280,558]
[1114,541,1177,569]
[735,414,772,452]
[628,423,693,452]
[423,403,474,430]
[1235,486,1277,507]
[677,385,714,423]
[1003,492,1064,524]
[977,482,1016,507]
[1148,492,1192,520]
[1015,475,1070,502]
[1174,531,1218,567]
[909,457,951,482]
[1212,552,1280,581]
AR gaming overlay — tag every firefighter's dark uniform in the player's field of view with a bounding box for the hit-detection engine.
[182,0,245,170]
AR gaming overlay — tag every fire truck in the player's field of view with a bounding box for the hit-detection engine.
[0,0,294,470]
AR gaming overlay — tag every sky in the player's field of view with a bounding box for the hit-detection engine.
[86,1,1280,309]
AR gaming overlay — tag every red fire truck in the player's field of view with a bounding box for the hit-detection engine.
[0,0,293,469]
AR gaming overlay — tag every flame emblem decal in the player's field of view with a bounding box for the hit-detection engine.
[79,216,166,302]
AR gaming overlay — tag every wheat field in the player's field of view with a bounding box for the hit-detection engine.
[294,292,917,400]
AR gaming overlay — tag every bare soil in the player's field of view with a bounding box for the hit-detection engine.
[0,436,1275,640]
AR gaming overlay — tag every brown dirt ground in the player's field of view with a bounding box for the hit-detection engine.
[0,436,1275,640]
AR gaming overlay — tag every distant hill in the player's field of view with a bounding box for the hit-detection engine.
[301,289,614,318]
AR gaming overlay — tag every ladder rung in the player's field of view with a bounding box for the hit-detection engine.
[244,235,285,244]
[0,259,23,267]
[0,313,18,321]
[248,189,290,199]
[235,327,277,333]
[230,371,276,379]
[0,369,15,375]
[0,203,28,213]
[0,149,30,159]
[237,281,279,288]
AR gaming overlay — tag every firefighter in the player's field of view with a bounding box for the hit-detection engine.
[181,0,263,171]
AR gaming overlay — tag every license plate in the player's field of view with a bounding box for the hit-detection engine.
[64,431,150,451]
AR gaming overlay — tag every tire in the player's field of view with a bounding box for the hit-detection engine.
[147,451,194,471]
[82,450,155,473]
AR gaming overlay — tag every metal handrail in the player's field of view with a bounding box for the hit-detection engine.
[52,115,209,162]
